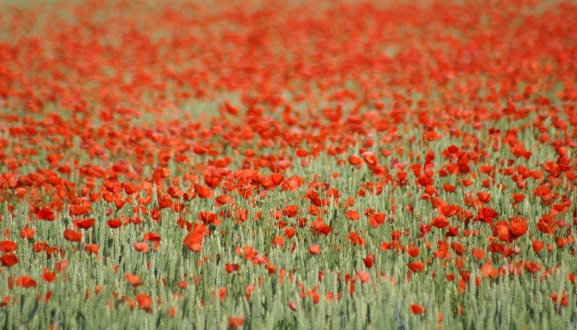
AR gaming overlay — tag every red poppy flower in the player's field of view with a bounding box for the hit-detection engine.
[183,223,210,252]
[532,240,544,253]
[63,229,83,242]
[361,152,378,166]
[136,293,152,312]
[363,253,375,268]
[107,219,122,228]
[218,287,227,301]
[284,228,296,238]
[194,184,213,199]
[408,261,425,273]
[356,270,370,283]
[410,304,426,315]
[125,274,142,287]
[431,216,449,229]
[41,268,56,283]
[0,254,18,267]
[16,276,37,288]
[143,232,161,250]
[225,263,240,273]
[272,236,285,247]
[550,291,568,307]
[73,219,95,229]
[348,155,363,166]
[37,208,56,221]
[309,244,321,255]
[84,244,100,254]
[345,210,360,221]
[133,242,150,253]
[368,212,386,228]
[347,232,366,246]
[0,240,17,253]
[20,227,35,240]
[407,246,420,258]
[228,317,244,328]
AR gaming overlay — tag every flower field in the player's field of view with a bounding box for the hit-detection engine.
[1,0,577,328]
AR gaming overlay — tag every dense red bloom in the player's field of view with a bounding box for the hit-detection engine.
[0,0,575,325]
